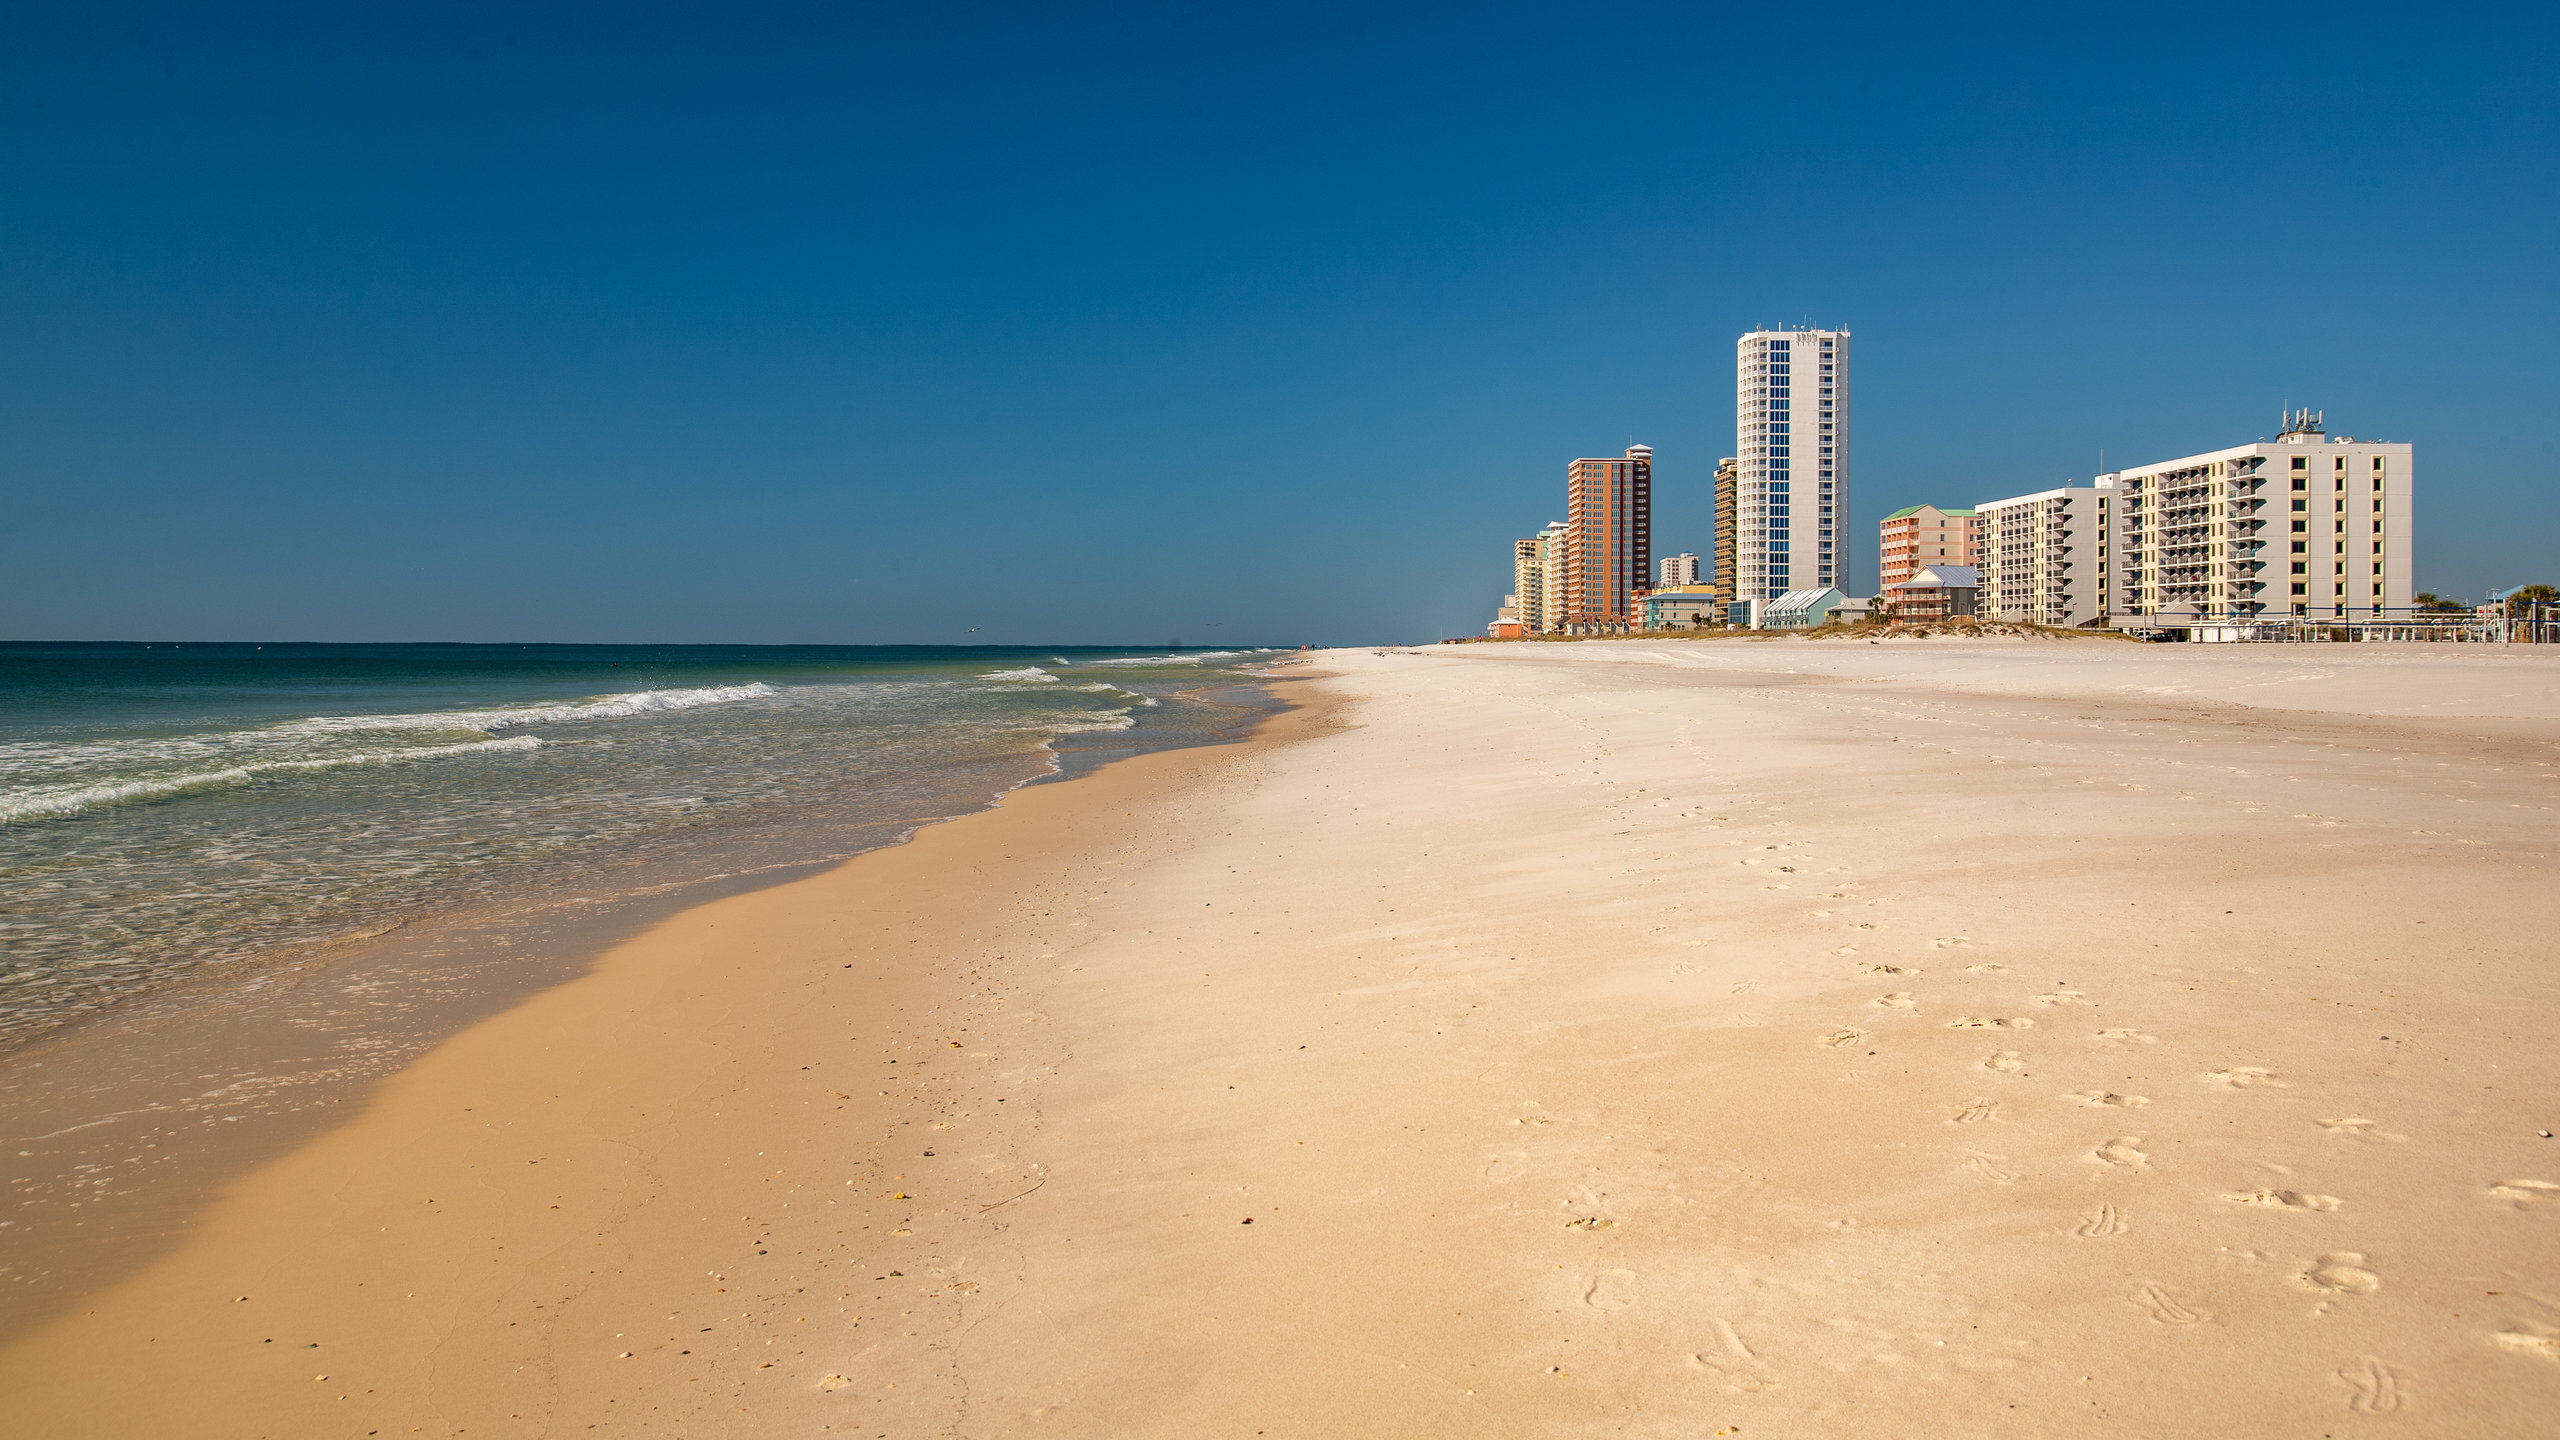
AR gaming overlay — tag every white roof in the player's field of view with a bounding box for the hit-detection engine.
[1763,586,1845,619]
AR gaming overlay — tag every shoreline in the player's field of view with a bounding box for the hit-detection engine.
[9,640,2559,1435]
[0,672,1290,1345]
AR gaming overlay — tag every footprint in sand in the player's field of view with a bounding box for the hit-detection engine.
[1729,980,1759,995]
[1818,1028,1868,1048]
[1964,962,2011,975]
[1484,1151,1530,1183]
[2064,1090,2150,1108]
[1874,992,1916,1008]
[1858,963,1914,976]
[2486,1180,2560,1209]
[2095,1028,2159,1047]
[1929,937,1972,950]
[2034,990,2093,1007]
[2073,1203,2128,1238]
[2317,1116,2407,1142]
[1832,945,1861,957]
[1961,1150,2021,1184]
[1980,1050,2026,1074]
[1582,1269,1639,1310]
[2494,1329,2560,1362]
[2301,1253,2381,1295]
[1687,1318,1777,1393]
[2131,1283,2207,1325]
[1949,1098,1998,1125]
[2223,1188,2343,1211]
[2334,1356,2407,1414]
[1945,1016,2035,1030]
[1730,1012,1769,1029]
[2203,1067,2283,1089]
[2092,1136,2150,1168]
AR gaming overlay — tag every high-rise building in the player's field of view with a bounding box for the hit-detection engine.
[2111,411,2412,622]
[1878,505,1981,591]
[1976,485,2113,628]
[1734,329,1849,600]
[1712,457,1738,608]
[1564,445,1652,633]
[1531,521,1567,633]
[1659,553,1702,588]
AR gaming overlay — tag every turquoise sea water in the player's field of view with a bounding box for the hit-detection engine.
[0,642,1278,1047]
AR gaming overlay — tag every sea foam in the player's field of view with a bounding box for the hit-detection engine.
[0,736,545,823]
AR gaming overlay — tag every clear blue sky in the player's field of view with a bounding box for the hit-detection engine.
[4,3,2554,644]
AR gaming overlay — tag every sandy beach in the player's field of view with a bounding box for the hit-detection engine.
[6,639,2559,1437]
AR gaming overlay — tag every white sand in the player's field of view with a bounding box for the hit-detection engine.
[7,639,2557,1436]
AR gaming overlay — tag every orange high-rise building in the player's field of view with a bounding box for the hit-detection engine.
[1564,445,1652,633]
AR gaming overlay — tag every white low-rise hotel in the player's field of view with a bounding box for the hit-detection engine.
[1972,411,2413,631]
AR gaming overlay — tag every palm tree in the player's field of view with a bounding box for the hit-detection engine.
[2503,583,2558,618]
[2412,592,2470,613]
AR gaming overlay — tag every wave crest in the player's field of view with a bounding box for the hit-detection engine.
[1,736,545,824]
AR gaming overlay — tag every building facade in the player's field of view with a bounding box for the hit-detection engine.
[1712,456,1738,609]
[1879,504,1981,591]
[1976,484,2112,627]
[1641,586,1721,629]
[1564,445,1653,633]
[1734,329,1849,600]
[1659,552,1702,588]
[2112,411,2412,623]
[1887,565,1978,622]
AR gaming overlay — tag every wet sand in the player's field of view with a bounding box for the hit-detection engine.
[6,641,2559,1436]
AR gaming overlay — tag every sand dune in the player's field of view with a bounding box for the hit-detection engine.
[5,639,2557,1436]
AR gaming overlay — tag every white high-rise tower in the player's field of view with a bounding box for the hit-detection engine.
[1733,328,1849,600]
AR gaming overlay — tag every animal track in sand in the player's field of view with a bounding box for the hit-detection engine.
[1980,1050,2026,1074]
[1818,1028,1868,1048]
[2301,1253,2381,1295]
[2317,1116,2406,1142]
[1944,1016,2034,1030]
[2095,1028,2159,1047]
[2092,1136,2150,1168]
[1687,1318,1778,1393]
[2223,1188,2342,1211]
[2203,1067,2283,1088]
[2064,1090,2149,1108]
[1874,992,1916,1008]
[2487,1179,2560,1208]
[2334,1356,2407,1414]
[1949,1098,1998,1124]
[2073,1203,2127,1238]
[2131,1283,2207,1325]
[1582,1269,1639,1310]
[1961,1150,2021,1184]
[1963,962,2010,975]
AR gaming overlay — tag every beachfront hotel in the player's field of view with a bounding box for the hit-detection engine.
[2107,410,2412,623]
[1564,445,1653,633]
[1976,485,2112,627]
[1879,504,1981,591]
[1659,552,1702,588]
[1734,329,1848,600]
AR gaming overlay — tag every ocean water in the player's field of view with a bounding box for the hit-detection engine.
[0,642,1279,1049]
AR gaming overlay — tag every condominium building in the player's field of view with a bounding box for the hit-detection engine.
[2112,411,2412,622]
[1712,457,1738,608]
[1879,504,1981,591]
[1734,329,1849,600]
[1507,521,1568,634]
[1976,484,2113,628]
[1659,553,1702,588]
[1564,445,1653,633]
